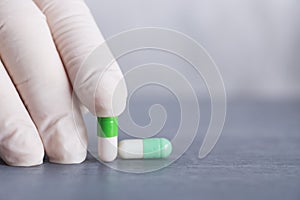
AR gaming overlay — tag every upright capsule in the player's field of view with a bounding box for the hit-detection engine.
[118,138,172,159]
[97,117,118,162]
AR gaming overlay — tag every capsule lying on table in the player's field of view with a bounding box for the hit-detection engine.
[118,138,172,159]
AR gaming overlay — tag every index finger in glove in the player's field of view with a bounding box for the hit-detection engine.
[34,0,128,117]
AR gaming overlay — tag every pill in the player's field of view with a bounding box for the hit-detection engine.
[118,138,172,159]
[97,117,118,162]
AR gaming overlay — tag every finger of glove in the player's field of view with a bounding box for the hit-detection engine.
[0,59,44,166]
[33,0,127,117]
[0,0,87,164]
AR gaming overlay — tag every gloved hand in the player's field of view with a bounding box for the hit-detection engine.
[0,0,127,166]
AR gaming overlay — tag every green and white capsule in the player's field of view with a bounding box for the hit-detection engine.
[118,138,172,159]
[97,117,118,162]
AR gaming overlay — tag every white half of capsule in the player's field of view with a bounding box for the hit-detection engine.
[98,136,118,162]
[118,139,143,159]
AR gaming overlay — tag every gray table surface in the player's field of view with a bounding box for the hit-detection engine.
[0,99,299,200]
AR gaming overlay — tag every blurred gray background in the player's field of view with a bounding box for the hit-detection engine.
[86,0,300,100]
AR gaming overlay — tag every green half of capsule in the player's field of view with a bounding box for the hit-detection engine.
[143,138,172,159]
[97,117,118,138]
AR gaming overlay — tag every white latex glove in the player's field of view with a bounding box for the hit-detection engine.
[0,0,127,166]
